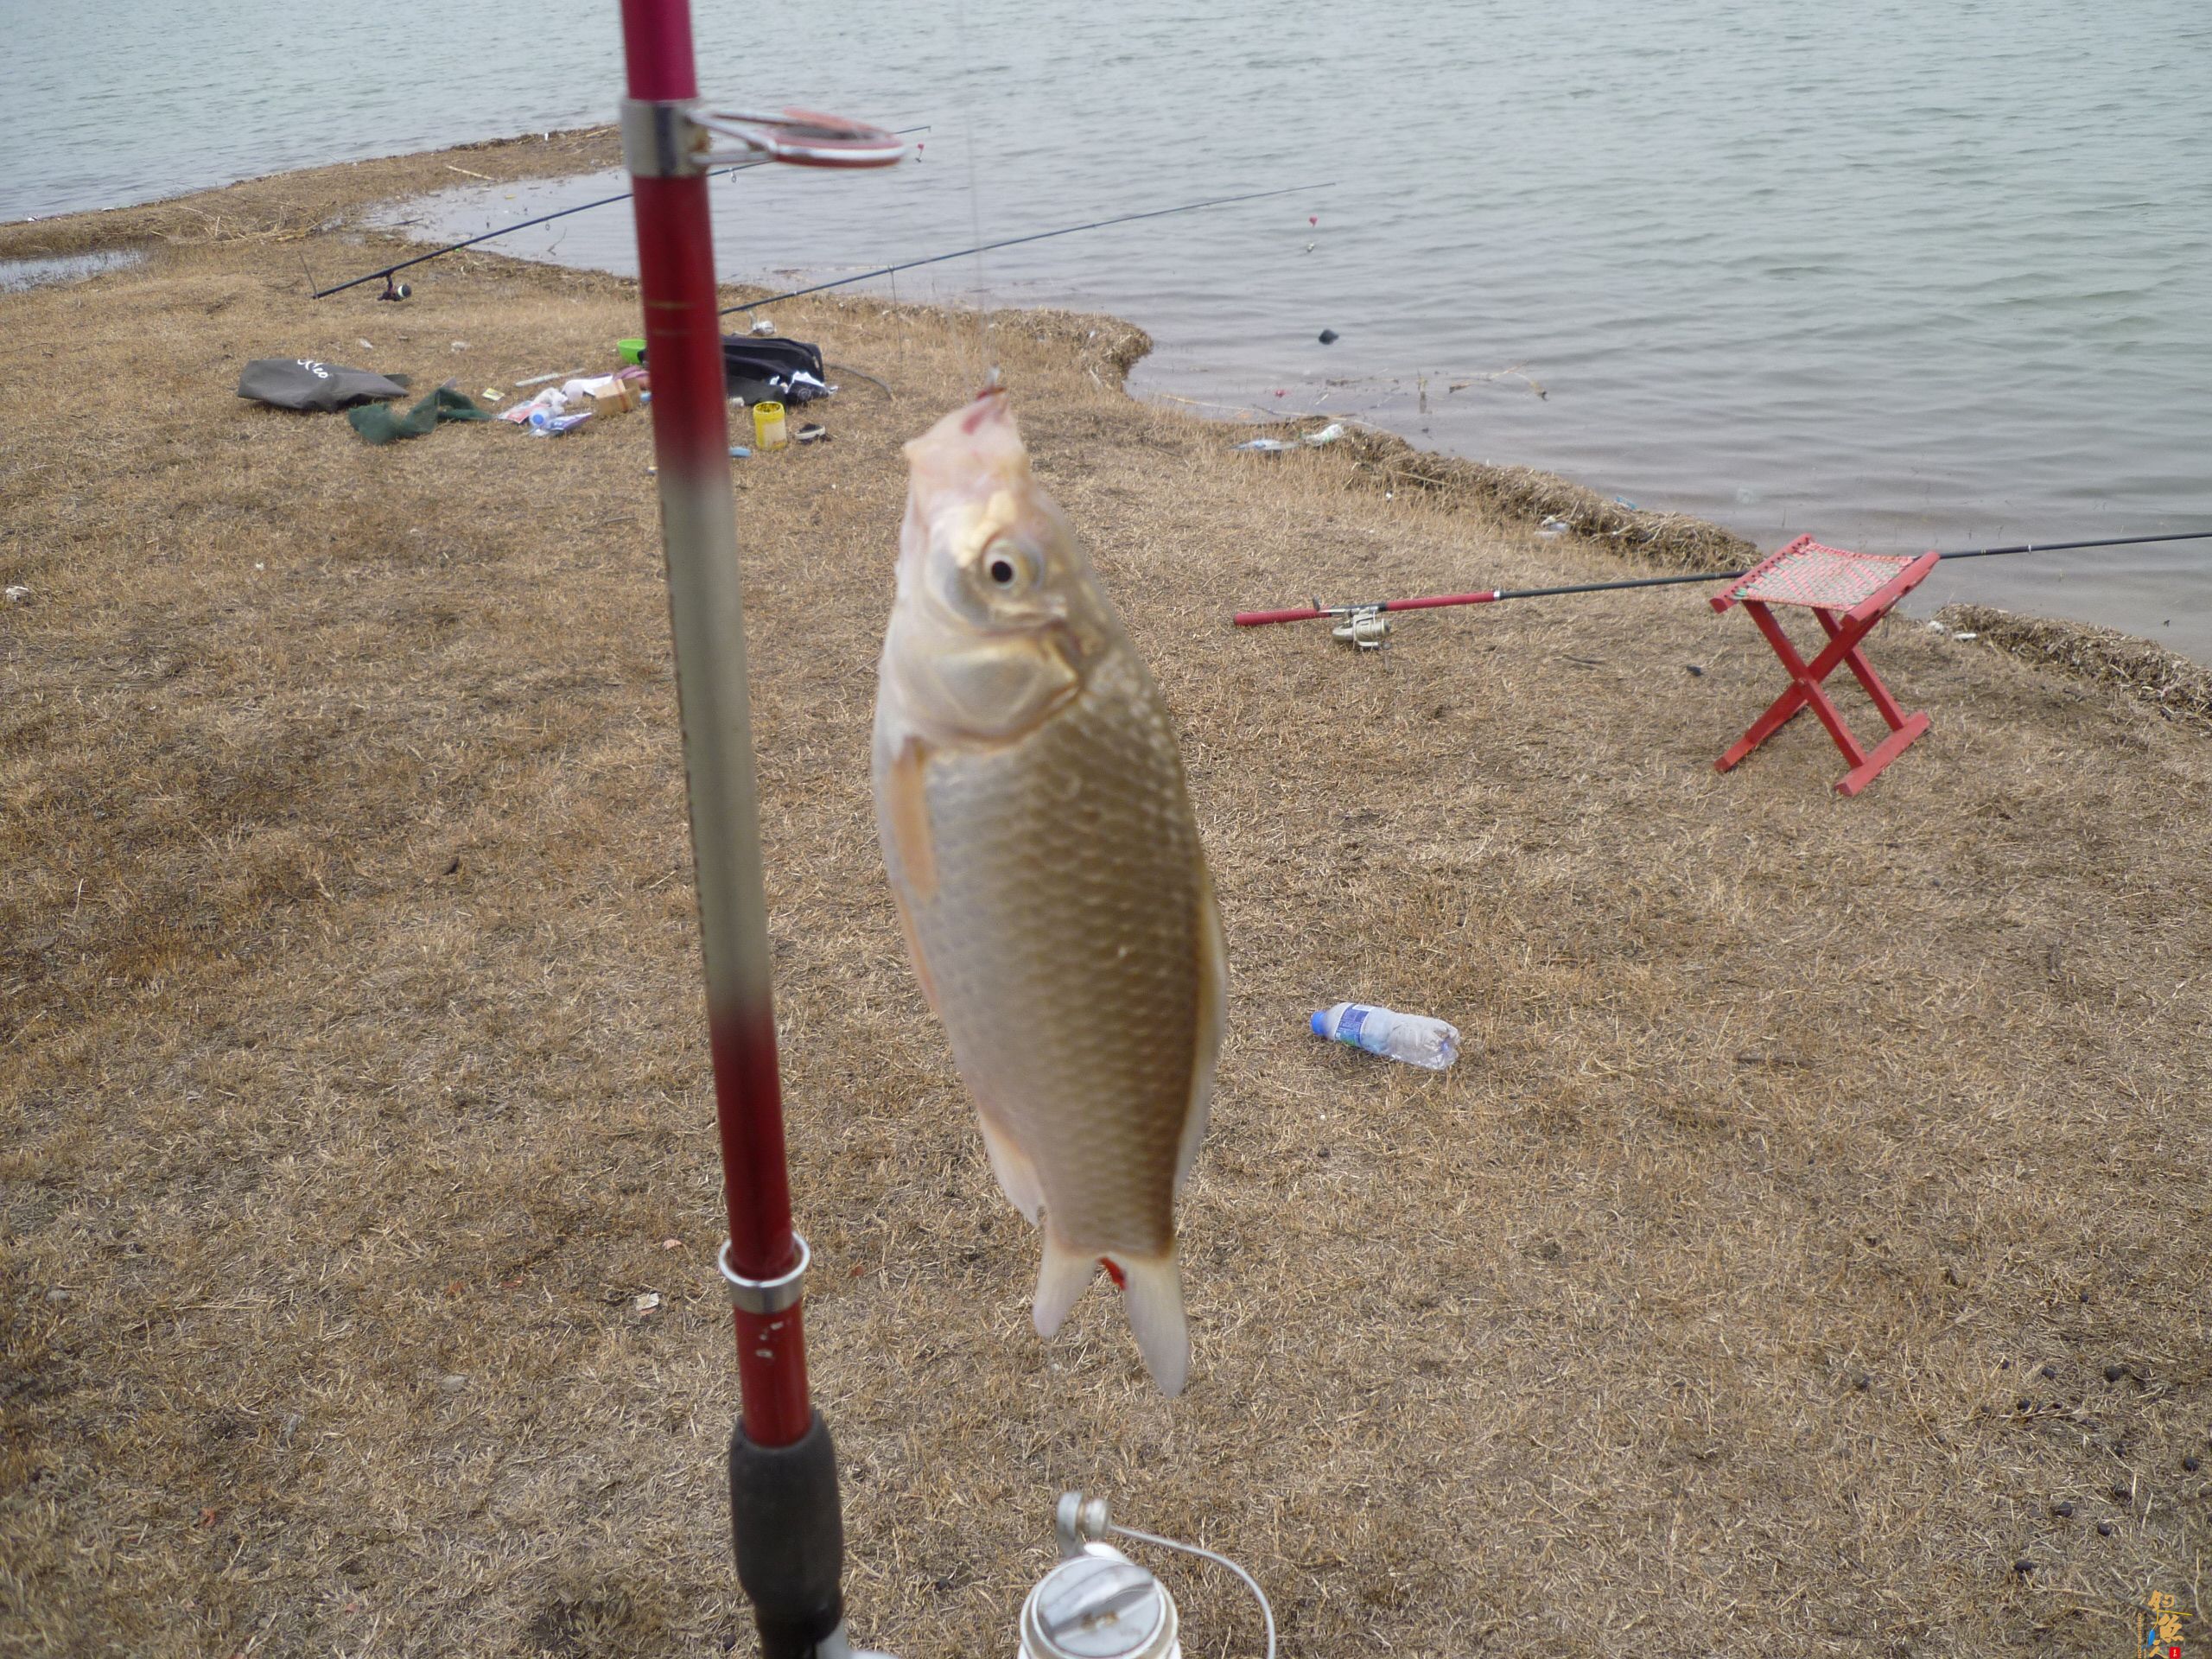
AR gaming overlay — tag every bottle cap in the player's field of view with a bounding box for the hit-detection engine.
[1310,1009,1329,1036]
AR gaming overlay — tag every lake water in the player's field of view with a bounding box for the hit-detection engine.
[9,2,2209,658]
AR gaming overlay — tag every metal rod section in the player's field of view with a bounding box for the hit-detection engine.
[619,0,810,1449]
[311,129,927,298]
[1929,528,2212,561]
[718,181,1333,315]
[1232,528,2212,626]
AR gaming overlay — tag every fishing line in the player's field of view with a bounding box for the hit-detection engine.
[715,183,1332,315]
[1107,1522,1277,1659]
[954,0,997,387]
[308,127,931,299]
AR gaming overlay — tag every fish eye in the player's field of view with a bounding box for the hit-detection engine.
[980,539,1034,592]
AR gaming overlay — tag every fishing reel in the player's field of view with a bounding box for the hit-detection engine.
[1019,1493,1274,1659]
[1327,603,1391,651]
[376,276,411,302]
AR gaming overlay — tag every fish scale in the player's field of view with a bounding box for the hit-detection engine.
[918,653,1205,1253]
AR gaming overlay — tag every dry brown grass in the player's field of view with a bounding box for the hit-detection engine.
[3,141,2210,1659]
[1936,605,2212,734]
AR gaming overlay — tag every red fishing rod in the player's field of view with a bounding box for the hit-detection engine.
[617,5,904,1655]
[1233,529,2212,638]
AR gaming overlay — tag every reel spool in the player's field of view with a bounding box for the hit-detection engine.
[1018,1492,1275,1659]
[1330,605,1390,650]
[1022,1495,1180,1659]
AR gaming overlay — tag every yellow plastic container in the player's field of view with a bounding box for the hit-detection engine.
[751,399,788,452]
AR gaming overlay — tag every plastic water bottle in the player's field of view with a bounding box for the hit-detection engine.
[1311,1002,1460,1070]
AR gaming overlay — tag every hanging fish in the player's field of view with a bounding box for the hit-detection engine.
[872,390,1226,1395]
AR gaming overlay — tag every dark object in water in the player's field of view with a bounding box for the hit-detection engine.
[1319,328,1339,345]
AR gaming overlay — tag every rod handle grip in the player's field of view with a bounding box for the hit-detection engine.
[1231,606,1326,626]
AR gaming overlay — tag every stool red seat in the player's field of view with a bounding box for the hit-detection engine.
[1712,535,1936,796]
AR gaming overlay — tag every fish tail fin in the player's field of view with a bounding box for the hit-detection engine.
[1032,1230,1098,1339]
[1033,1235,1192,1397]
[1104,1249,1190,1398]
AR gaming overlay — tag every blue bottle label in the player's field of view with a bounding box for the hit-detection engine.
[1337,1006,1370,1046]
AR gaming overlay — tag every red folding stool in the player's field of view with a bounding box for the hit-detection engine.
[1711,535,1938,796]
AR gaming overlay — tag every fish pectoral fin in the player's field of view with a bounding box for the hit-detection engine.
[882,734,938,903]
[976,1111,1045,1224]
[888,887,942,1017]
[1032,1230,1099,1339]
[1106,1249,1191,1398]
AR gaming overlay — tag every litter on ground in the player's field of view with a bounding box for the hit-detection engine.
[346,385,493,444]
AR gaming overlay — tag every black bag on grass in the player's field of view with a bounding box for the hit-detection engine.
[238,357,409,411]
[639,334,830,404]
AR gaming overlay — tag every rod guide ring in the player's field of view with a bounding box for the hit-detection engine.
[719,1233,810,1314]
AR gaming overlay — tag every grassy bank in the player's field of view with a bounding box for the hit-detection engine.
[3,136,2209,1658]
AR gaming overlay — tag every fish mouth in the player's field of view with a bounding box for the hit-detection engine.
[956,384,1009,434]
[903,390,1028,502]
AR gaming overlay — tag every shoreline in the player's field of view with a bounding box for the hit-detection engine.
[5,133,2209,1656]
[5,127,2205,718]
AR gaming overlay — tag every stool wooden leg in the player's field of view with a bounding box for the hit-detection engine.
[1718,602,1872,773]
[1717,680,1808,772]
[1816,609,1916,734]
[1837,712,1930,796]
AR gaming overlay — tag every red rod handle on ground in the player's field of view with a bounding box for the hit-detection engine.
[1232,590,1503,626]
[620,0,811,1452]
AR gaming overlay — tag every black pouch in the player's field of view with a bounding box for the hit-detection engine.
[721,336,830,404]
[237,357,409,410]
